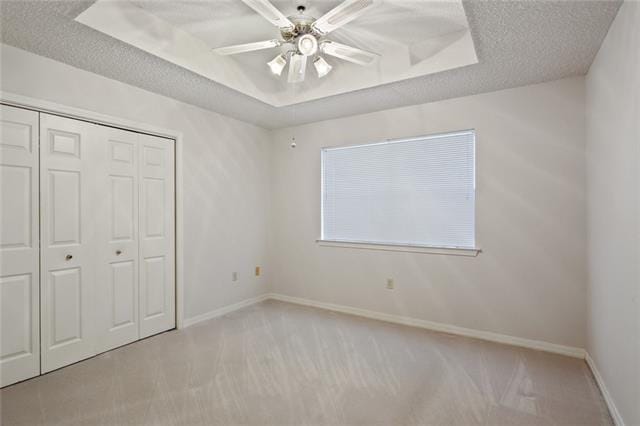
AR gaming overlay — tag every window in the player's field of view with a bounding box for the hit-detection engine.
[321,130,476,251]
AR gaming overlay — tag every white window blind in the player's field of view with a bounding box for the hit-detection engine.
[321,130,475,249]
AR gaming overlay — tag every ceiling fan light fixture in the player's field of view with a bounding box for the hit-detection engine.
[288,54,307,83]
[314,56,332,78]
[267,53,287,76]
[297,34,318,56]
[213,0,380,84]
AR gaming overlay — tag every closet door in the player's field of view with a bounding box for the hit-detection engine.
[0,105,40,387]
[95,127,139,353]
[40,113,98,373]
[139,134,175,338]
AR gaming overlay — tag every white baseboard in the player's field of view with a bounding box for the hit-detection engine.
[183,293,626,424]
[183,294,270,327]
[266,293,586,359]
[184,292,586,358]
[586,353,625,426]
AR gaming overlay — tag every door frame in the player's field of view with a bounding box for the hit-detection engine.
[0,91,186,330]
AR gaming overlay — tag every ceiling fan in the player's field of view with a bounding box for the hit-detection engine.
[212,0,380,83]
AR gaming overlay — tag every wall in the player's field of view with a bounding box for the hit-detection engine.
[586,1,640,425]
[270,77,587,349]
[0,44,271,322]
[5,18,637,418]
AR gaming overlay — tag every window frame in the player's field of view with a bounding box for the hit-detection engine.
[318,130,480,256]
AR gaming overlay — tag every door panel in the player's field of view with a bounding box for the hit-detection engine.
[0,119,32,151]
[139,134,175,338]
[111,176,134,241]
[40,113,97,373]
[0,105,40,387]
[0,274,34,371]
[142,256,165,318]
[95,127,139,353]
[49,130,81,157]
[49,170,81,245]
[110,260,135,328]
[49,267,82,347]
[143,178,164,238]
[1,165,31,248]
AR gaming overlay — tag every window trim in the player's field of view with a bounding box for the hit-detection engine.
[316,239,481,256]
[319,129,479,256]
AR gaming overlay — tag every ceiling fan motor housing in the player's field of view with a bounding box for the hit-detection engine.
[280,8,319,47]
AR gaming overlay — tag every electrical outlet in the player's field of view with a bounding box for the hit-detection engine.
[255,266,261,277]
[232,272,238,282]
[386,278,395,290]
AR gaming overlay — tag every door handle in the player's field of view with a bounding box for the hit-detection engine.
[116,250,122,255]
[65,254,73,261]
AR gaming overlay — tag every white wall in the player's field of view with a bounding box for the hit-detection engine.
[270,77,587,349]
[586,2,640,425]
[0,44,271,322]
[5,18,638,420]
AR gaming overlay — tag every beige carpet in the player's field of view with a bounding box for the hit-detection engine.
[1,300,611,425]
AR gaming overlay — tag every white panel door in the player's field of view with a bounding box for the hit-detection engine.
[0,105,40,387]
[139,134,175,338]
[95,127,139,353]
[40,113,98,373]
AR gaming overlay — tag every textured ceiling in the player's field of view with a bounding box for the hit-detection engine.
[0,0,621,129]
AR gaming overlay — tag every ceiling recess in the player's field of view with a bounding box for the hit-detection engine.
[75,0,479,107]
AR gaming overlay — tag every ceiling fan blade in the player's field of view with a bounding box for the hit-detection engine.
[311,0,378,35]
[320,41,378,66]
[213,39,280,55]
[288,54,307,83]
[241,0,295,31]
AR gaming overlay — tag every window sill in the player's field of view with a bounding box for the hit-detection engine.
[316,240,481,257]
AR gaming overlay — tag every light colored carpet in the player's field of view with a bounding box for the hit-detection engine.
[1,299,611,425]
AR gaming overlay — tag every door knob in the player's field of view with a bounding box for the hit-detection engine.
[65,254,73,261]
[116,250,122,255]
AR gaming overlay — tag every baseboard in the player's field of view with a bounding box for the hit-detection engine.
[183,293,624,423]
[184,293,586,358]
[183,294,270,327]
[586,353,625,426]
[266,293,586,359]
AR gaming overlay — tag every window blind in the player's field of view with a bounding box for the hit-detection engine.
[321,130,475,248]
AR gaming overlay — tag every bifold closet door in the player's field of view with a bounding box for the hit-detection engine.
[0,105,40,387]
[7,110,175,377]
[40,115,175,372]
[39,113,99,373]
[139,134,175,338]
